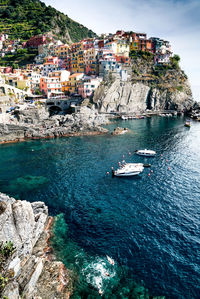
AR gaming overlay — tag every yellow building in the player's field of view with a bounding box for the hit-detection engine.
[55,44,70,59]
[116,40,130,57]
[61,81,68,93]
[71,51,79,73]
[130,41,139,52]
[77,50,85,73]
[67,73,84,93]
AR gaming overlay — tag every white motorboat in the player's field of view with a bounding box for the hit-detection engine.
[121,115,128,120]
[135,149,156,157]
[112,163,144,177]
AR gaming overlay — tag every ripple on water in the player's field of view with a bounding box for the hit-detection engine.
[0,117,200,298]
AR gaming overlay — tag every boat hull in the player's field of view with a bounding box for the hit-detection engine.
[113,171,142,177]
[136,152,156,157]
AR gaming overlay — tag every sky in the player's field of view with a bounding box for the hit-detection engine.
[43,0,200,101]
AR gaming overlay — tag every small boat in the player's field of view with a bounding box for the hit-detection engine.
[112,163,144,177]
[135,149,156,157]
[106,255,115,265]
[184,120,191,127]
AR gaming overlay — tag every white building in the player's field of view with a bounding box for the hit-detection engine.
[155,44,172,64]
[30,72,42,90]
[104,41,118,54]
[42,62,58,76]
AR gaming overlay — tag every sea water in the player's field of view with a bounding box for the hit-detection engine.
[0,116,200,298]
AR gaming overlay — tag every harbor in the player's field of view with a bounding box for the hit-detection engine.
[0,116,199,298]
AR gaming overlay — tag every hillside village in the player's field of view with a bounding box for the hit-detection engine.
[0,29,174,114]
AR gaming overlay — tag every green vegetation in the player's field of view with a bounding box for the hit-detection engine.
[170,54,180,69]
[130,50,154,61]
[0,241,15,297]
[34,88,43,95]
[0,48,38,67]
[0,274,8,294]
[132,68,139,75]
[176,85,183,92]
[0,0,96,42]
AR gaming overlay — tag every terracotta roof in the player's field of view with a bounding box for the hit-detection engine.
[69,73,84,78]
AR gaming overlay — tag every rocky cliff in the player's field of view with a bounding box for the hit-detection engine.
[0,193,73,299]
[93,55,193,114]
[0,106,108,143]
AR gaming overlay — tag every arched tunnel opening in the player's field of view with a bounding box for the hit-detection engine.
[146,89,153,110]
[49,105,62,116]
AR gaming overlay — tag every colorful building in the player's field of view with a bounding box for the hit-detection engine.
[40,76,62,98]
[67,73,84,94]
[78,76,102,98]
[55,44,70,59]
[104,41,117,54]
[116,40,130,57]
[42,58,59,76]
[30,72,42,91]
[129,32,153,52]
[82,39,95,50]
[115,55,130,65]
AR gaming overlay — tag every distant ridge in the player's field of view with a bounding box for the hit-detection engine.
[0,0,96,42]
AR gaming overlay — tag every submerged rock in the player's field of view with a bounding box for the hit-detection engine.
[9,175,49,192]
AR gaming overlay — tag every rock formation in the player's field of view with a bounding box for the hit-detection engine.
[111,127,130,135]
[0,193,73,299]
[0,106,109,143]
[93,79,193,114]
[93,55,193,114]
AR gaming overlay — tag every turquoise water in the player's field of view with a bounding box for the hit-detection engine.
[0,116,200,298]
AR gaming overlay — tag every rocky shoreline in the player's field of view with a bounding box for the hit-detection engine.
[0,193,74,299]
[0,106,109,144]
[0,90,198,145]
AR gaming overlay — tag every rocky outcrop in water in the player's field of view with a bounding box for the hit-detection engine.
[0,193,73,299]
[111,127,130,135]
[0,106,109,143]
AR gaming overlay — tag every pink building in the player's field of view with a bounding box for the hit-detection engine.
[78,77,102,98]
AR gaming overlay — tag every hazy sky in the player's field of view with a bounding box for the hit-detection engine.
[43,0,200,101]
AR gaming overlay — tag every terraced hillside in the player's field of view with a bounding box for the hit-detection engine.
[0,0,96,42]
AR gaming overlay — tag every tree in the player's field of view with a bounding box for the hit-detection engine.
[12,63,19,69]
[170,54,181,69]
[173,54,180,62]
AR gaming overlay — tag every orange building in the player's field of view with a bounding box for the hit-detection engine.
[40,76,62,98]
